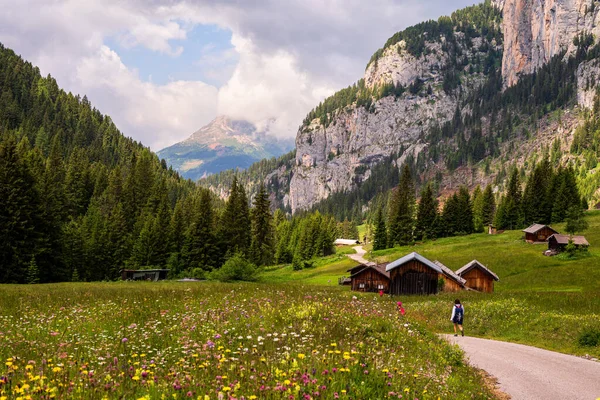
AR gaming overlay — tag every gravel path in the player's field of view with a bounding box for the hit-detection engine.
[444,335,600,400]
[347,246,374,265]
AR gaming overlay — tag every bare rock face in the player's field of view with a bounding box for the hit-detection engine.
[577,59,600,109]
[364,42,447,88]
[501,0,600,87]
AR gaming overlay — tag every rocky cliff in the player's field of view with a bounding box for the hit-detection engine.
[288,4,502,212]
[499,0,600,87]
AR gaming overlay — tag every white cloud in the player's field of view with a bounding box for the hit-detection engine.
[0,0,479,150]
[76,46,218,151]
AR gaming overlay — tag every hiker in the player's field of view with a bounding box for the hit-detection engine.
[451,299,464,336]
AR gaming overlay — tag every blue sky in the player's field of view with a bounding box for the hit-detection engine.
[106,24,238,87]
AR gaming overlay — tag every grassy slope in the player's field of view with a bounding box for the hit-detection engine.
[263,211,600,357]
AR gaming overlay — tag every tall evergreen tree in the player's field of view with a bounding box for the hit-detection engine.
[373,206,388,250]
[181,189,219,273]
[481,184,496,226]
[219,176,251,256]
[250,184,274,266]
[388,164,416,245]
[415,183,439,240]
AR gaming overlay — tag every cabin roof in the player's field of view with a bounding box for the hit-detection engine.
[455,260,499,281]
[548,234,590,246]
[334,238,360,245]
[385,252,442,273]
[350,263,390,279]
[522,224,558,234]
[434,260,466,285]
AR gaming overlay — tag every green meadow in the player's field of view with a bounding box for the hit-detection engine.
[264,211,600,358]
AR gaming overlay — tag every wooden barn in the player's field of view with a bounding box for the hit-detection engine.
[349,263,390,293]
[121,269,169,281]
[385,252,442,295]
[434,261,467,292]
[522,224,559,243]
[547,234,590,251]
[455,260,499,293]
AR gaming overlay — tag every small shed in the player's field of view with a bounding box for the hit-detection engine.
[522,224,559,243]
[488,225,497,235]
[455,260,499,293]
[349,263,390,293]
[386,252,442,295]
[547,234,590,251]
[433,260,466,292]
[335,238,360,246]
[121,269,169,281]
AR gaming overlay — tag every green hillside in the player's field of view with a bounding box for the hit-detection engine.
[263,211,600,358]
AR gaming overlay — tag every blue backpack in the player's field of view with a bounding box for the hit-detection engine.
[455,305,463,321]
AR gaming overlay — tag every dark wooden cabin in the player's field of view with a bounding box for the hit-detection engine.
[121,269,169,281]
[547,234,590,251]
[349,263,390,293]
[522,224,559,243]
[385,252,442,295]
[433,261,466,292]
[455,260,498,293]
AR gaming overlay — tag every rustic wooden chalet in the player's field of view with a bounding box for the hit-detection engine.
[121,269,169,281]
[385,252,442,295]
[455,260,499,293]
[547,234,590,251]
[349,263,390,293]
[522,224,559,243]
[433,260,466,292]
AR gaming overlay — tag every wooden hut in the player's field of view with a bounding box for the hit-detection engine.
[522,224,559,243]
[455,261,499,293]
[547,234,590,252]
[349,263,390,293]
[121,269,169,281]
[385,252,442,295]
[433,261,466,292]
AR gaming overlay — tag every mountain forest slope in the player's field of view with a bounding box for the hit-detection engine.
[207,0,600,221]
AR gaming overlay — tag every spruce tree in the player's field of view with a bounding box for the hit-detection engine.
[249,184,274,266]
[471,185,484,233]
[481,184,496,226]
[388,164,415,245]
[415,184,438,240]
[182,189,218,273]
[373,206,388,250]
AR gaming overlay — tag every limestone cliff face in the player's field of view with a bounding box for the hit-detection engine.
[499,0,600,87]
[577,58,600,109]
[288,36,491,212]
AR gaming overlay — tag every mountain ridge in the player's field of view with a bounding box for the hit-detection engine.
[158,115,294,181]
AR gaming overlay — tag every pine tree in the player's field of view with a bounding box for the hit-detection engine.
[0,137,43,283]
[182,189,219,273]
[565,205,588,235]
[415,183,439,240]
[219,176,251,256]
[481,184,496,226]
[456,186,474,234]
[249,184,274,266]
[471,185,485,233]
[388,164,415,245]
[27,256,40,284]
[373,206,388,250]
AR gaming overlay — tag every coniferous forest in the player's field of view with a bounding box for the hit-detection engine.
[0,44,337,284]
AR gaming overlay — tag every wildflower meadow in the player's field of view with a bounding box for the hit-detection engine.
[0,282,493,400]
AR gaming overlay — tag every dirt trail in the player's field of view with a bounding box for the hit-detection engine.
[444,335,600,400]
[347,246,374,265]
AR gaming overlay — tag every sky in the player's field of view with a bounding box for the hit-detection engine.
[0,0,478,151]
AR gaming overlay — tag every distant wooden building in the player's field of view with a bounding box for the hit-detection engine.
[121,269,169,281]
[522,224,559,243]
[455,260,499,293]
[349,263,390,293]
[547,234,590,252]
[386,252,442,295]
[334,238,360,246]
[434,260,466,292]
